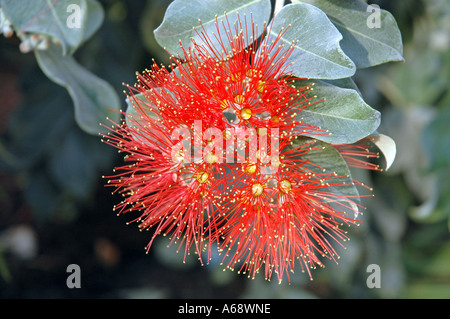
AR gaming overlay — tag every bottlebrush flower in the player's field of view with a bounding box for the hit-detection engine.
[334,137,382,172]
[103,14,376,283]
[214,137,363,283]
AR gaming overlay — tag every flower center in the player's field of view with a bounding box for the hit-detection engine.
[240,108,252,120]
[196,171,209,184]
[174,149,185,163]
[246,163,257,174]
[257,80,266,93]
[279,179,292,193]
[252,183,264,196]
[205,152,219,164]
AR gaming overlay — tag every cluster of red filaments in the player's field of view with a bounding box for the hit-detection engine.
[104,15,379,283]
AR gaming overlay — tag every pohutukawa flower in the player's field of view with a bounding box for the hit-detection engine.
[334,137,382,172]
[103,14,377,283]
[214,137,364,283]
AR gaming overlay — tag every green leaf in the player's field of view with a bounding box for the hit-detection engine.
[370,133,396,171]
[125,92,160,124]
[35,43,121,135]
[293,0,404,68]
[324,77,361,94]
[261,3,356,79]
[48,129,97,200]
[1,0,104,55]
[294,79,380,144]
[424,106,450,166]
[24,170,61,222]
[154,0,271,56]
[288,136,361,216]
[0,78,73,171]
[125,90,168,146]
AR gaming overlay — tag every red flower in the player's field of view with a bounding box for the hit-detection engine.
[103,14,375,283]
[104,118,225,263]
[334,138,382,171]
[214,137,362,283]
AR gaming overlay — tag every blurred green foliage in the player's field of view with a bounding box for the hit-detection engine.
[0,0,448,299]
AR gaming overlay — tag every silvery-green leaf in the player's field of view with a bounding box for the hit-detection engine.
[35,43,121,135]
[1,0,104,55]
[124,90,176,148]
[370,133,396,171]
[293,0,404,68]
[260,3,356,79]
[287,136,361,217]
[154,0,271,57]
[324,77,361,95]
[294,79,380,144]
[125,92,160,124]
[48,129,97,200]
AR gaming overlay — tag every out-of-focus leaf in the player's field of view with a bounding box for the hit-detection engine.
[370,188,407,242]
[421,102,450,222]
[420,242,450,278]
[48,129,97,200]
[294,79,380,144]
[404,229,450,298]
[35,43,121,135]
[24,170,61,222]
[378,49,448,107]
[406,282,450,299]
[0,247,12,283]
[262,3,356,79]
[422,103,450,172]
[139,0,172,65]
[0,0,104,55]
[154,0,271,57]
[293,0,404,68]
[0,70,73,171]
[324,237,363,291]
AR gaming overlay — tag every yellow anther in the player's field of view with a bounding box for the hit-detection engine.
[252,183,264,196]
[196,172,209,184]
[246,164,257,174]
[279,179,292,193]
[270,115,279,123]
[234,94,245,104]
[240,108,252,120]
[257,80,266,93]
[174,149,184,162]
[220,99,228,109]
[231,73,242,82]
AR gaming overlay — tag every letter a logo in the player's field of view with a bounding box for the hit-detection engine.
[66,4,82,29]
[66,264,81,288]
[367,4,381,29]
[366,264,381,288]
